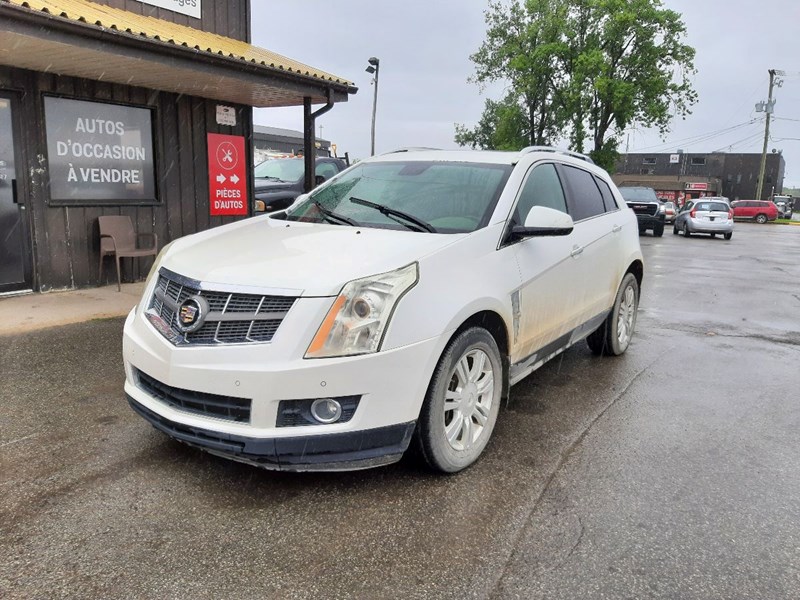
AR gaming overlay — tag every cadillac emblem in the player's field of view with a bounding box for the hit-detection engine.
[176,296,209,333]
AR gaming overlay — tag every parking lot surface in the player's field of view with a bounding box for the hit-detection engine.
[2,223,799,599]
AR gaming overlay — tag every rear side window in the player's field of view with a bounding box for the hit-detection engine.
[561,165,606,221]
[594,177,619,212]
[695,202,729,212]
[513,163,567,224]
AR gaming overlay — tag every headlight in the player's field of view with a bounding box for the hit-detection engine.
[305,263,419,358]
[658,204,666,214]
[137,242,174,315]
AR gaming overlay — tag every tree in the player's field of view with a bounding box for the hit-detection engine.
[455,0,571,149]
[571,0,698,169]
[456,0,697,172]
[454,94,529,150]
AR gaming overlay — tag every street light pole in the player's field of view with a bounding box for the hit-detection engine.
[366,57,380,156]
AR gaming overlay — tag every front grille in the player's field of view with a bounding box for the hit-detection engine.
[136,369,251,423]
[147,269,296,345]
[628,202,659,217]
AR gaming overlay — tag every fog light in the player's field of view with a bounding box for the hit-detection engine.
[310,398,342,424]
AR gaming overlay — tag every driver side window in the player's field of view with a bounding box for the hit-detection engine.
[513,163,567,224]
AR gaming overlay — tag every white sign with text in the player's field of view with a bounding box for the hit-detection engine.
[135,0,201,19]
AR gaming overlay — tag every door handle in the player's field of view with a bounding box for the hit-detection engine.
[612,224,622,233]
[570,245,584,258]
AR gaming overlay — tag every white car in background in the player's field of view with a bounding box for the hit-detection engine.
[123,147,644,473]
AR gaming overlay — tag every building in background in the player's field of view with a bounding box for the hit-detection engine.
[0,0,355,294]
[613,152,786,204]
[253,125,332,163]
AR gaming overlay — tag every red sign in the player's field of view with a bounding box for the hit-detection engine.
[686,182,708,191]
[207,133,247,216]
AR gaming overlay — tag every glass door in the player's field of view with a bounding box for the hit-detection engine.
[0,93,32,293]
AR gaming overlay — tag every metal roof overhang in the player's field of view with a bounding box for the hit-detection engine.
[0,3,356,107]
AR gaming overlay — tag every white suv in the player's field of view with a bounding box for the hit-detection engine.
[123,147,643,473]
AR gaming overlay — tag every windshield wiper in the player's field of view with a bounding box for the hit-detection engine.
[256,176,286,182]
[349,196,437,233]
[313,200,360,226]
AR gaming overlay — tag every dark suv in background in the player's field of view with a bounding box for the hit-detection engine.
[618,186,665,236]
[254,157,348,212]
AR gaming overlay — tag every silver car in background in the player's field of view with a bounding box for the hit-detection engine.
[674,198,734,240]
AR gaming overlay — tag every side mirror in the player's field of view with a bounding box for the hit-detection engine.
[511,206,574,239]
[315,175,326,186]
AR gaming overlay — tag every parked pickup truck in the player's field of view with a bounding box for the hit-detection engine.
[254,157,348,213]
[618,186,666,237]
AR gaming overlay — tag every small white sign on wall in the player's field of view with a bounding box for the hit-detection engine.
[670,154,680,164]
[136,0,201,19]
[216,105,237,127]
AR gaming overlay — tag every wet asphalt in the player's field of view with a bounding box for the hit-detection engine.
[1,223,799,599]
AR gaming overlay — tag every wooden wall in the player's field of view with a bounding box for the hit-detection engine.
[90,0,251,42]
[0,65,254,292]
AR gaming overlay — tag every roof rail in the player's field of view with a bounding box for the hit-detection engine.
[517,146,595,165]
[382,147,442,154]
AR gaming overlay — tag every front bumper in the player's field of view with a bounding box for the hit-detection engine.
[123,300,444,470]
[635,214,665,230]
[128,395,415,471]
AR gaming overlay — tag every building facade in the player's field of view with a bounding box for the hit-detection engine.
[253,125,332,161]
[0,0,355,294]
[613,152,786,204]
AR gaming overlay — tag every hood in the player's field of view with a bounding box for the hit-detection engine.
[253,179,297,193]
[161,216,465,296]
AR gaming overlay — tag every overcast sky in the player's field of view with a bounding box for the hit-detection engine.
[252,0,800,187]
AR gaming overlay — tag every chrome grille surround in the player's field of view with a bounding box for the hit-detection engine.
[146,268,297,346]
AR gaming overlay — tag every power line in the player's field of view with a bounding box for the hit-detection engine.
[713,131,764,153]
[630,119,762,152]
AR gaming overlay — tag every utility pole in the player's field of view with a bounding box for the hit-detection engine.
[755,69,783,201]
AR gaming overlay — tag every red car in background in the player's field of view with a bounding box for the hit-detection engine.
[731,200,779,224]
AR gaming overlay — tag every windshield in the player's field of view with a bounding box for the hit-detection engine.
[254,158,305,182]
[284,161,513,233]
[619,187,659,202]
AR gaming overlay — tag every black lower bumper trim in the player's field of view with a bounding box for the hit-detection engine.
[127,395,416,471]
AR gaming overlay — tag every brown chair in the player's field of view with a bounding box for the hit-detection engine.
[98,216,158,291]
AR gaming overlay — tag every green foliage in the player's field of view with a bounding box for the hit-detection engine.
[456,0,698,166]
[454,95,529,150]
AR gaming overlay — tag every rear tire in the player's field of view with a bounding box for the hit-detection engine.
[683,223,691,237]
[415,327,503,473]
[653,223,664,237]
[673,224,679,235]
[755,214,768,224]
[587,273,639,357]
[711,233,716,238]
[724,232,733,240]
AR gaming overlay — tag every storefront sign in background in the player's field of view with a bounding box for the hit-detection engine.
[44,97,156,203]
[686,182,708,191]
[207,133,247,216]
[135,0,201,19]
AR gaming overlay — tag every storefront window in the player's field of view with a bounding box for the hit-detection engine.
[44,97,157,204]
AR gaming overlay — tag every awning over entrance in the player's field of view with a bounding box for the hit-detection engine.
[0,0,357,107]
[611,174,722,193]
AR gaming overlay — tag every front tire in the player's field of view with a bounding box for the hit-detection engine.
[653,223,664,237]
[587,273,639,357]
[415,328,503,473]
[683,222,691,237]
